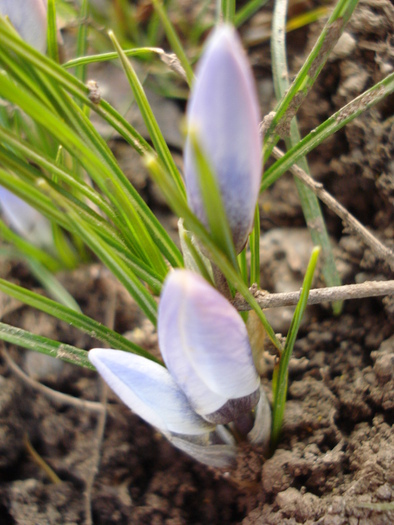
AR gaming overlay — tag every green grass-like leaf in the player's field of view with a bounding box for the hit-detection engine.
[0,321,93,369]
[0,278,160,363]
[271,0,342,311]
[262,73,394,190]
[109,29,185,197]
[271,246,321,449]
[264,0,359,159]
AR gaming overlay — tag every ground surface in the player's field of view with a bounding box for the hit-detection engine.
[0,0,393,523]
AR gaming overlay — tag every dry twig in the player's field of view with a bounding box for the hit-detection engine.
[2,347,105,413]
[272,146,394,271]
[233,280,394,311]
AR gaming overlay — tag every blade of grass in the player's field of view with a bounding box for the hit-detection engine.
[0,278,160,362]
[250,204,260,286]
[108,30,185,197]
[0,321,93,369]
[178,221,214,285]
[151,0,194,86]
[221,0,236,23]
[0,219,61,272]
[63,47,164,69]
[264,0,359,161]
[189,130,238,271]
[26,258,81,312]
[262,73,394,190]
[235,0,271,27]
[271,0,341,312]
[47,0,59,63]
[271,246,320,449]
[237,248,248,285]
[75,0,89,83]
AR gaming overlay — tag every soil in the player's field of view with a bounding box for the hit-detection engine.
[0,1,393,524]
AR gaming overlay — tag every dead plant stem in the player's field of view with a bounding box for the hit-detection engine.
[233,280,394,310]
[272,146,394,271]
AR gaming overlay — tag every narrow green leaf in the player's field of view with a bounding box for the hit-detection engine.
[0,278,160,363]
[0,219,61,272]
[75,0,89,83]
[27,259,81,312]
[221,0,236,23]
[47,0,59,63]
[237,248,248,285]
[271,0,341,311]
[262,73,394,190]
[250,204,260,286]
[0,321,93,369]
[271,246,321,449]
[108,30,185,197]
[235,0,271,27]
[63,48,163,70]
[189,130,239,271]
[151,0,194,86]
[264,0,359,159]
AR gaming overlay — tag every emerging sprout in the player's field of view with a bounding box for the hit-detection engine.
[184,24,262,253]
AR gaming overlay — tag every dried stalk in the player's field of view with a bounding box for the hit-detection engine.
[2,347,105,413]
[272,146,394,271]
[233,280,394,311]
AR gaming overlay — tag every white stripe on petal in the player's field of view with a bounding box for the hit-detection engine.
[89,348,213,436]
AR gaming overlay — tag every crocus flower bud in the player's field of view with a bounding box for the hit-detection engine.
[0,0,48,53]
[0,187,54,250]
[158,270,260,424]
[184,25,262,253]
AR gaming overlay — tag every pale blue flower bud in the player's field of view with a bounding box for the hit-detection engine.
[0,187,54,250]
[184,25,262,253]
[0,0,48,53]
[89,348,214,436]
[158,270,260,424]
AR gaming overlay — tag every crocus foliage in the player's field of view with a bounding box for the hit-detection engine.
[0,0,47,53]
[184,24,262,254]
[90,270,270,467]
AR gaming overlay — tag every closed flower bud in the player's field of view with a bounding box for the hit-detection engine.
[158,270,260,424]
[184,25,262,253]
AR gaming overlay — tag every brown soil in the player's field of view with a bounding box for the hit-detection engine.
[0,1,393,523]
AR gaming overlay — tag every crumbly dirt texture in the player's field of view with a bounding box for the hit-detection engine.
[0,1,393,523]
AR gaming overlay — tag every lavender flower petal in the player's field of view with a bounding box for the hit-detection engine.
[89,348,214,436]
[0,0,47,52]
[0,187,54,249]
[184,24,262,253]
[158,270,260,423]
